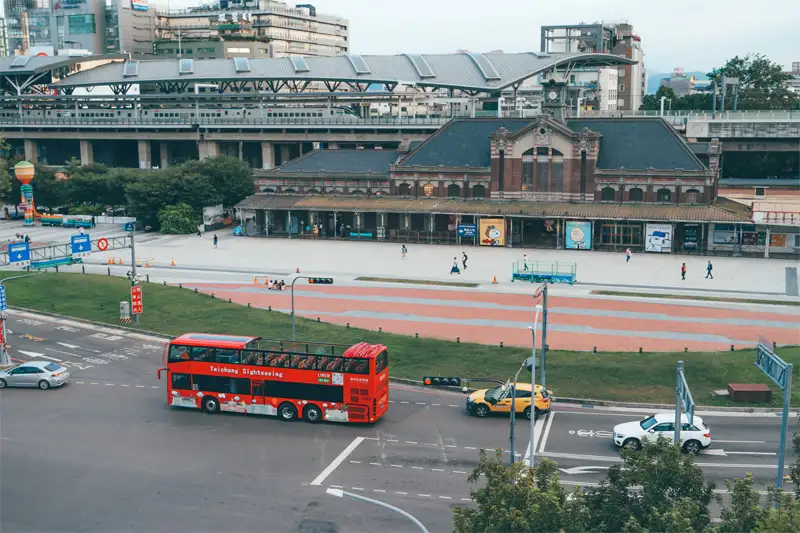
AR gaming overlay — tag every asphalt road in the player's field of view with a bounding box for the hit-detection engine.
[1,311,797,533]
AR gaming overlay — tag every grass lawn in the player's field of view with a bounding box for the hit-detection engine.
[4,272,798,407]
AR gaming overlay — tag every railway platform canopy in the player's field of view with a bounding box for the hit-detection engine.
[50,52,636,95]
[0,54,126,96]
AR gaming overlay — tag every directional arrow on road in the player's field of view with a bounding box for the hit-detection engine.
[558,466,611,475]
[55,326,80,333]
[17,350,63,363]
[57,342,102,353]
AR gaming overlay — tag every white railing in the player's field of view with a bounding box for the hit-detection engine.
[94,216,137,225]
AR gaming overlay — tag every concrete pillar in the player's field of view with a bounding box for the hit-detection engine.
[137,140,152,169]
[159,142,171,168]
[23,139,38,164]
[279,144,291,164]
[199,140,220,159]
[238,141,244,161]
[79,140,94,166]
[261,142,275,169]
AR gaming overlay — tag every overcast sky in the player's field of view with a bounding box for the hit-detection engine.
[167,0,796,72]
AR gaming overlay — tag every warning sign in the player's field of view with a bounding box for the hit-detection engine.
[131,286,143,314]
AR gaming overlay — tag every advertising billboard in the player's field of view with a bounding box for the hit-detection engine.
[564,221,592,250]
[479,218,505,247]
[131,0,149,11]
[645,223,673,253]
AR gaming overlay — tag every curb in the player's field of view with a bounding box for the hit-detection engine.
[6,307,791,415]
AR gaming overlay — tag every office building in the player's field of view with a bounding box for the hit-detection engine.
[104,0,157,57]
[541,21,646,111]
[4,0,107,55]
[786,62,800,94]
[153,0,349,59]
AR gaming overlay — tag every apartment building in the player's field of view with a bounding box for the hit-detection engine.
[153,0,349,59]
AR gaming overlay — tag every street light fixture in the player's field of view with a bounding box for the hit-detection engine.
[526,304,543,469]
[325,488,430,533]
[510,304,542,467]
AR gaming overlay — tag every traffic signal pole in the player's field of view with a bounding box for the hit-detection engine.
[291,276,333,341]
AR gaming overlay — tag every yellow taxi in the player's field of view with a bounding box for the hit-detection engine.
[465,382,551,420]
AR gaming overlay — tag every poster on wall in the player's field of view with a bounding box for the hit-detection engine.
[131,0,149,11]
[564,221,592,250]
[770,234,787,247]
[645,223,673,253]
[683,224,699,250]
[479,218,505,246]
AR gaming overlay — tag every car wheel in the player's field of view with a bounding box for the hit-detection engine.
[303,404,323,423]
[0,378,6,389]
[278,402,298,421]
[38,380,50,390]
[473,404,490,418]
[523,406,532,420]
[622,438,642,451]
[683,440,702,455]
[202,396,220,414]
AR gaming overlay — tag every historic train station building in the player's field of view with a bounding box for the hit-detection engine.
[234,113,794,255]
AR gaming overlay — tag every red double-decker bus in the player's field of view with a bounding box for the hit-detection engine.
[158,333,389,424]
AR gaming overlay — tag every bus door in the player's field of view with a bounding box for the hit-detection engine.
[247,380,275,417]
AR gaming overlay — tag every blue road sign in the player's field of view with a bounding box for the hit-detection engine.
[457,223,477,238]
[755,342,789,390]
[123,222,135,232]
[8,242,31,268]
[71,234,91,258]
[0,285,7,312]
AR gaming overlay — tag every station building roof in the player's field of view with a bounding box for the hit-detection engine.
[269,148,401,175]
[0,54,125,77]
[52,52,636,92]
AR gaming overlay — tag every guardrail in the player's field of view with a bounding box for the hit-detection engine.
[0,116,454,127]
[568,110,800,120]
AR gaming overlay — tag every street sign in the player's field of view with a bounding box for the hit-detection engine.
[131,286,143,314]
[755,342,789,390]
[457,224,477,238]
[123,222,135,232]
[8,242,30,267]
[96,238,109,251]
[70,234,91,258]
[0,285,6,312]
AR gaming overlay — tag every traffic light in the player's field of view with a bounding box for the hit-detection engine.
[308,277,333,284]
[423,377,461,387]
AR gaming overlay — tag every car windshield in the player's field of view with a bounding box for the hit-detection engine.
[484,387,505,402]
[640,416,659,430]
[44,363,63,372]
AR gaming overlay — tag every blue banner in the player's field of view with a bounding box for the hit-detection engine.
[457,224,476,238]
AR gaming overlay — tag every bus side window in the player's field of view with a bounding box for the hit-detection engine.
[190,346,212,361]
[319,356,343,372]
[375,351,388,373]
[215,348,240,364]
[172,373,192,390]
[169,344,190,362]
[242,350,263,365]
[291,354,316,370]
[344,358,369,374]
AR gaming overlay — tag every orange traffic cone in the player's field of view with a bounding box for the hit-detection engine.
[145,262,149,268]
[264,276,269,286]
[254,276,258,284]
[171,257,176,267]
[492,276,498,284]
[117,257,123,265]
[107,257,112,265]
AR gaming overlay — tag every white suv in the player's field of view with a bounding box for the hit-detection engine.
[612,412,711,454]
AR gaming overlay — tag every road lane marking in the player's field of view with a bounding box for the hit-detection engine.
[411,466,423,470]
[431,468,444,472]
[557,406,797,419]
[542,451,788,469]
[396,492,407,495]
[57,342,102,353]
[90,382,99,385]
[105,383,114,386]
[725,451,777,456]
[330,485,343,489]
[432,403,441,406]
[523,416,547,467]
[370,462,381,466]
[415,402,426,405]
[349,460,361,464]
[448,405,458,407]
[374,489,386,493]
[465,446,477,450]
[453,470,467,474]
[445,445,457,448]
[121,384,129,387]
[715,440,768,444]
[417,494,430,497]
[405,441,417,444]
[310,436,365,486]
[439,496,452,500]
[136,385,145,388]
[461,498,472,502]
[386,439,399,442]
[151,386,159,389]
[390,464,402,468]
[75,381,85,384]
[540,412,555,453]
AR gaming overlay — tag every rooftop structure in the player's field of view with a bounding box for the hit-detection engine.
[0,54,125,96]
[51,52,636,94]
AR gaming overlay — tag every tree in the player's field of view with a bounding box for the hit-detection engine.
[125,167,219,229]
[640,86,677,111]
[717,475,764,532]
[179,156,255,207]
[158,203,200,234]
[0,137,12,205]
[578,437,715,532]
[453,451,578,533]
[708,54,798,111]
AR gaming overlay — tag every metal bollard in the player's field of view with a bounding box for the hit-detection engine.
[593,346,597,353]
[179,283,182,289]
[378,326,382,333]
[500,341,504,348]
[456,337,460,343]
[194,288,198,293]
[228,298,232,303]
[415,332,418,338]
[346,322,350,328]
[317,317,321,322]
[82,265,85,274]
[247,303,251,308]
[730,344,735,352]
[211,293,215,299]
[108,267,111,276]
[639,347,643,353]
[163,281,166,286]
[146,274,149,283]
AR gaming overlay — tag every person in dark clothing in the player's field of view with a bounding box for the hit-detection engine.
[705,261,714,279]
[213,234,218,249]
[461,252,468,270]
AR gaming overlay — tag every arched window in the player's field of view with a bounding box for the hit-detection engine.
[628,188,644,202]
[397,183,412,196]
[283,188,296,194]
[307,188,321,194]
[601,187,616,201]
[261,187,276,193]
[447,184,461,198]
[684,189,700,203]
[350,189,365,196]
[472,184,486,199]
[657,188,672,202]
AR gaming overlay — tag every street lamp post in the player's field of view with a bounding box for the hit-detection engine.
[526,304,543,469]
[511,304,542,467]
[326,488,429,533]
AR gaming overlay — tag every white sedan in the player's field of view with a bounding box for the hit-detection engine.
[612,412,711,454]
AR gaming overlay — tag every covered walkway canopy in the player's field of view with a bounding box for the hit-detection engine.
[51,52,636,95]
[0,54,126,96]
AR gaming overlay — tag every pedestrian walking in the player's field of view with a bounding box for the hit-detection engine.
[523,253,529,271]
[705,261,714,279]
[78,226,85,235]
[401,244,407,258]
[625,248,631,263]
[681,262,687,280]
[197,229,202,237]
[461,251,468,270]
[213,234,218,249]
[450,257,461,275]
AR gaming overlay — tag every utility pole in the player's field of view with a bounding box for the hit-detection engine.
[129,229,139,324]
[540,284,548,388]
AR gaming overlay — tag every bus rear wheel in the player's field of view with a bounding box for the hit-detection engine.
[202,396,220,414]
[303,405,323,423]
[278,402,298,421]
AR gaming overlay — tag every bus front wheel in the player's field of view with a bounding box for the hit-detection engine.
[202,396,220,414]
[278,402,298,421]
